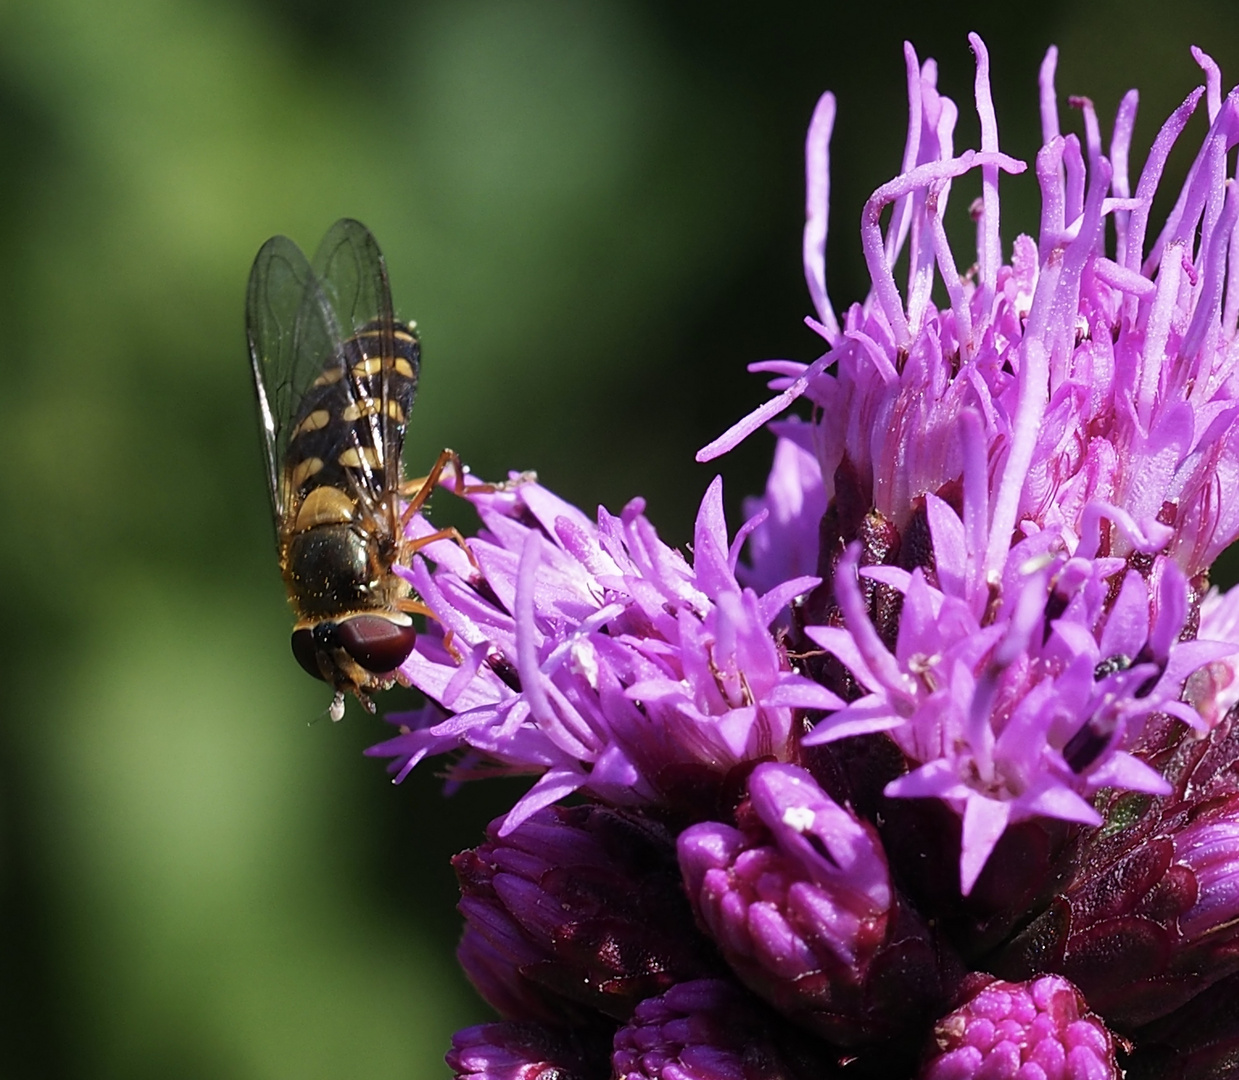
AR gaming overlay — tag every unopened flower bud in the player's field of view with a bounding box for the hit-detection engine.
[449,1021,605,1080]
[998,793,1239,1026]
[678,763,954,1048]
[918,974,1121,1080]
[612,979,842,1080]
[455,804,716,1022]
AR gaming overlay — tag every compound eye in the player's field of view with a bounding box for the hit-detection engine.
[336,616,417,674]
[291,628,327,681]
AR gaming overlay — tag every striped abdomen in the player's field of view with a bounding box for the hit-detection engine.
[280,320,420,620]
[283,321,419,504]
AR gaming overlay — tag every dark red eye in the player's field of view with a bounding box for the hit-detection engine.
[336,616,417,673]
[291,628,327,681]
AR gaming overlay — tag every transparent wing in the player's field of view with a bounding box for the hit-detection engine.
[310,218,393,344]
[308,219,415,513]
[246,232,333,532]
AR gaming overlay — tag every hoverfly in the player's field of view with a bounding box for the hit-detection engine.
[247,218,463,720]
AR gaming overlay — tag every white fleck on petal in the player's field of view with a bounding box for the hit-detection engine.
[782,806,816,832]
[569,639,600,689]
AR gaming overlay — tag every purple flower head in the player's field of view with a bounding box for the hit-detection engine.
[698,35,1239,894]
[918,974,1121,1080]
[804,523,1233,893]
[369,477,835,825]
[350,33,1239,1080]
[711,39,1239,582]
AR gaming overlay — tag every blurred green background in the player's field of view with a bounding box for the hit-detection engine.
[2,0,1238,1076]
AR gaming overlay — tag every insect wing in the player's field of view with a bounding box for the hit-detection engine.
[246,233,342,533]
[310,219,392,347]
[309,219,418,509]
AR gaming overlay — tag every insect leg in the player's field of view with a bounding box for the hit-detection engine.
[399,448,466,521]
[401,447,519,510]
[397,596,441,620]
[402,524,480,570]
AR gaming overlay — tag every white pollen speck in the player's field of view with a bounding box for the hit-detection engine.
[782,806,816,832]
[569,639,599,689]
[1018,551,1055,575]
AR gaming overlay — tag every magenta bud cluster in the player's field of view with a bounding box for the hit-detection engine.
[920,974,1120,1080]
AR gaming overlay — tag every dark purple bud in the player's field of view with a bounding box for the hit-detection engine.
[448,1021,605,1080]
[457,907,564,1026]
[454,805,717,1023]
[917,974,1121,1080]
[1128,970,1239,1080]
[612,979,844,1080]
[997,793,1239,1026]
[1171,800,1239,941]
